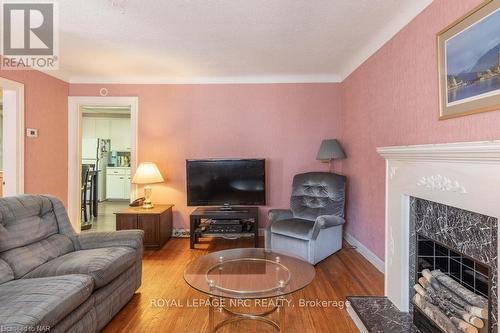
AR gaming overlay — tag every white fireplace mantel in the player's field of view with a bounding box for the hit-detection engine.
[376,140,500,314]
[377,140,500,162]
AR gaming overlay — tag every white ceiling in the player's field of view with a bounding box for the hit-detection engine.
[51,0,432,83]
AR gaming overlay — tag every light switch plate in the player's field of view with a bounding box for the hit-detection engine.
[26,128,38,138]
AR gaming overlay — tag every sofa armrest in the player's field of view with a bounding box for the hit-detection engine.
[311,215,345,239]
[267,209,294,229]
[74,230,144,250]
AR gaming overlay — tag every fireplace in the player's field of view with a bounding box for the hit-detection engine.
[410,197,497,332]
[357,140,500,333]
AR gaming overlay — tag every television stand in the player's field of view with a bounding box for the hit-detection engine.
[189,207,259,249]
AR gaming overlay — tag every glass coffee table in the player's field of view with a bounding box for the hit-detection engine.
[184,248,316,332]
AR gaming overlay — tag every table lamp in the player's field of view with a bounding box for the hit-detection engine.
[132,162,164,209]
[316,139,346,172]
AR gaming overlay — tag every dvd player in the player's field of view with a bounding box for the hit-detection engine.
[208,225,243,233]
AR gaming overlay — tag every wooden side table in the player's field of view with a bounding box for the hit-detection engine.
[115,205,173,249]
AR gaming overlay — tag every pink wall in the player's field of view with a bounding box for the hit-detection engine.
[340,0,500,260]
[0,69,69,203]
[69,83,342,228]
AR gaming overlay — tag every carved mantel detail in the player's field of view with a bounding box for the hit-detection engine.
[389,166,398,180]
[416,174,466,194]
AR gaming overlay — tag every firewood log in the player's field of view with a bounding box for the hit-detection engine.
[431,270,488,309]
[417,278,484,328]
[422,269,488,319]
[414,283,483,330]
[413,294,462,333]
[450,317,478,333]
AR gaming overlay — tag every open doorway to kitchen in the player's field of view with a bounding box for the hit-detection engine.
[0,78,25,198]
[80,106,132,231]
[68,97,138,232]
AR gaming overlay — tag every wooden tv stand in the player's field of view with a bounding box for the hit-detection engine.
[189,207,259,249]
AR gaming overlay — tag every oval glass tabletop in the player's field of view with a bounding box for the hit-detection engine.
[184,248,315,299]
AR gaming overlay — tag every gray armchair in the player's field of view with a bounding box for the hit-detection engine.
[265,172,346,264]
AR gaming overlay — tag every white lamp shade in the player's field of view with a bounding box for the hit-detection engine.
[132,162,164,184]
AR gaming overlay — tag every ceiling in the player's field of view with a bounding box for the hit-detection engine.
[51,0,432,83]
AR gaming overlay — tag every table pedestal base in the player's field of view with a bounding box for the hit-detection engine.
[208,296,286,332]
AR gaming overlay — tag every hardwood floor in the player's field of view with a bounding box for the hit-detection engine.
[81,201,128,232]
[102,237,384,333]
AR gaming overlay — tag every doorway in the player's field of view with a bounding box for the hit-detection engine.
[68,97,138,232]
[0,77,25,197]
[81,106,132,231]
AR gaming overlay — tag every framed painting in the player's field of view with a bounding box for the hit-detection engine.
[438,0,500,119]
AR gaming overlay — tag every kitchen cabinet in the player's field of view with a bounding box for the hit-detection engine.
[82,118,96,139]
[106,168,131,200]
[110,118,131,151]
[95,118,110,139]
[82,117,130,151]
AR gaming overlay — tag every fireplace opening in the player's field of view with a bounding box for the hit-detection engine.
[417,234,490,298]
[414,234,490,333]
[409,197,498,333]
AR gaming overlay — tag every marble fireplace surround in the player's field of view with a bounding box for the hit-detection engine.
[376,140,500,320]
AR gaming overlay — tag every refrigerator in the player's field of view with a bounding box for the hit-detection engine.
[82,138,111,202]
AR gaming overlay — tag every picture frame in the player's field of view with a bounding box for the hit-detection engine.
[438,0,500,119]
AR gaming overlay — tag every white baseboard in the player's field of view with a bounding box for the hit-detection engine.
[346,304,369,333]
[344,232,385,273]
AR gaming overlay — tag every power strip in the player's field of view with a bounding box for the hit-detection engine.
[172,229,190,238]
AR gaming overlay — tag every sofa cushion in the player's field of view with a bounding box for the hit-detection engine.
[0,195,60,252]
[0,275,94,331]
[0,259,14,284]
[1,234,74,278]
[24,247,136,288]
[270,218,315,240]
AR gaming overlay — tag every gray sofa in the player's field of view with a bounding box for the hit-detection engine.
[0,195,144,332]
[265,172,346,265]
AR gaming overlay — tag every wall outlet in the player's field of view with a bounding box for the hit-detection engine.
[26,128,38,138]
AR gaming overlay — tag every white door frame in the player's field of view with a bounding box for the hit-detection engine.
[0,77,25,196]
[68,96,138,231]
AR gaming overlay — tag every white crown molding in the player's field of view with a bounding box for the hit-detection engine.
[16,68,342,85]
[377,140,500,163]
[339,0,433,80]
[67,74,342,85]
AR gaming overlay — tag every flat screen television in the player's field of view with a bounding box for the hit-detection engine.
[186,159,266,206]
